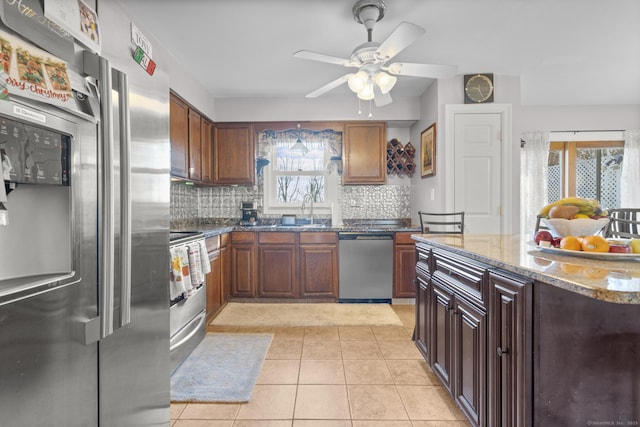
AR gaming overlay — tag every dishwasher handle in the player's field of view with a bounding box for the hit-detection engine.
[339,232,394,240]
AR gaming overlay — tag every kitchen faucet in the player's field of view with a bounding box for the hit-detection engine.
[301,193,314,225]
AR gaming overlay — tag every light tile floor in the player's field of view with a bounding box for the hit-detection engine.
[170,305,470,427]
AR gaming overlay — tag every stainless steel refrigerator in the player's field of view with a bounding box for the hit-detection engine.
[0,0,171,425]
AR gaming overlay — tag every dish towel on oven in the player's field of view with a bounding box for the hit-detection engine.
[169,246,188,301]
[198,240,211,275]
[187,243,204,286]
[0,152,8,226]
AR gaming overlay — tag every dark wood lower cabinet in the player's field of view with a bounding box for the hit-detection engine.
[453,295,486,427]
[488,271,531,427]
[429,277,486,426]
[416,241,640,427]
[394,232,417,298]
[416,243,514,427]
[205,250,222,323]
[231,231,338,300]
[258,244,297,298]
[220,242,230,302]
[299,245,338,297]
[430,279,454,393]
[230,232,257,298]
[415,274,430,360]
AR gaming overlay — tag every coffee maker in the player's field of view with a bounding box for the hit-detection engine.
[240,201,258,225]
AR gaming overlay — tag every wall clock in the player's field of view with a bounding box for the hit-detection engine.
[464,73,494,104]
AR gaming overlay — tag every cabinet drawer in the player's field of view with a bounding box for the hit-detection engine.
[300,232,337,244]
[395,232,416,245]
[259,232,296,244]
[433,249,488,307]
[205,235,220,252]
[416,243,432,274]
[232,231,256,243]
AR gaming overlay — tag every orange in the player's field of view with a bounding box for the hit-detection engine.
[560,236,582,251]
[580,235,610,252]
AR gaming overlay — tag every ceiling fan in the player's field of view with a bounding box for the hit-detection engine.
[293,0,457,107]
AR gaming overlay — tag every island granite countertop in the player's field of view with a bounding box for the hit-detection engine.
[412,233,640,304]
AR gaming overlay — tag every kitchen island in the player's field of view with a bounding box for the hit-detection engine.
[412,233,640,427]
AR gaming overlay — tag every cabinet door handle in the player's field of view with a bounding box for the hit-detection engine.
[497,347,509,356]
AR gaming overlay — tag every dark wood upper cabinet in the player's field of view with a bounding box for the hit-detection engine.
[343,121,386,184]
[169,94,189,178]
[188,109,202,181]
[213,123,255,185]
[201,119,213,183]
[169,92,213,183]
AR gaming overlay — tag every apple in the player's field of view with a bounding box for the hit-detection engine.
[609,244,631,254]
[534,230,553,245]
[551,237,562,248]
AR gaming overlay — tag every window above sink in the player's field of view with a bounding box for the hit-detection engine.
[258,125,342,216]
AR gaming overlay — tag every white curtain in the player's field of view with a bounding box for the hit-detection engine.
[520,131,550,238]
[621,130,640,207]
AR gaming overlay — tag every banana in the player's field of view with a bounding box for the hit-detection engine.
[539,197,602,218]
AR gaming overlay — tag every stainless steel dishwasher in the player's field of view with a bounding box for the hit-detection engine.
[338,232,394,302]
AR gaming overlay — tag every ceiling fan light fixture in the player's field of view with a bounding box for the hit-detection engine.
[386,63,402,75]
[347,70,368,93]
[352,0,386,31]
[374,71,397,94]
[357,82,375,100]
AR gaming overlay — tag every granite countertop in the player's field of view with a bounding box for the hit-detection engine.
[412,233,640,304]
[172,220,421,237]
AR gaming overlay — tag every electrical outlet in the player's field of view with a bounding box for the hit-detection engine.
[430,188,435,201]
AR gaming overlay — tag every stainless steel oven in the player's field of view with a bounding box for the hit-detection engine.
[169,231,206,373]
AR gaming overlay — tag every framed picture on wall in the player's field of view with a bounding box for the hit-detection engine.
[421,123,436,177]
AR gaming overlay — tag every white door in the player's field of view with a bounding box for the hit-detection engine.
[453,113,503,233]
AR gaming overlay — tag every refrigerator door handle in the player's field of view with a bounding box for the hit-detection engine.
[98,55,115,339]
[113,69,132,328]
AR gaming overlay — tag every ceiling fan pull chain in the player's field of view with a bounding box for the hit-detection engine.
[358,98,362,116]
[368,99,373,118]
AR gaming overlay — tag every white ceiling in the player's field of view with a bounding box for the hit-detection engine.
[120,0,640,106]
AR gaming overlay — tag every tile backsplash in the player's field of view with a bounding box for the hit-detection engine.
[170,182,411,227]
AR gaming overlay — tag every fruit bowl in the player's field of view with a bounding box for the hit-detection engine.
[541,217,609,237]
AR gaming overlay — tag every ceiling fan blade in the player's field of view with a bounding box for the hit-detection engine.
[376,22,425,62]
[386,62,457,79]
[293,50,356,67]
[373,85,392,107]
[305,74,351,98]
